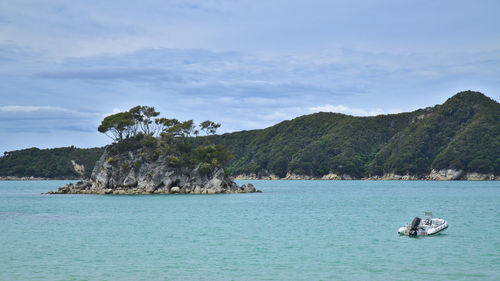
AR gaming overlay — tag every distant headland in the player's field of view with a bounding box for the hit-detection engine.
[220,91,500,181]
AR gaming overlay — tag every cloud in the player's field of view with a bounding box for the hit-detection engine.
[0,105,100,134]
[104,108,122,117]
[308,104,386,116]
[0,105,71,113]
[1,0,499,60]
[35,68,185,82]
[4,46,500,136]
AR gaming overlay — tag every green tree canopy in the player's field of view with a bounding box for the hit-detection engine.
[200,120,221,135]
[97,112,135,141]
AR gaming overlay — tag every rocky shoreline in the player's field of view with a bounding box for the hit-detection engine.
[48,180,258,195]
[234,169,500,181]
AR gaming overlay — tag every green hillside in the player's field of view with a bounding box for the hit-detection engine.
[370,91,500,176]
[210,91,499,178]
[0,146,104,178]
[208,111,419,177]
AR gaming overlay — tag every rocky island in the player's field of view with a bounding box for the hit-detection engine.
[49,106,258,195]
[50,146,257,194]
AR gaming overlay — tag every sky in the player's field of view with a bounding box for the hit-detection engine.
[1,0,500,154]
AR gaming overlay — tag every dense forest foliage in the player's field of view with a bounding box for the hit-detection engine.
[0,146,104,178]
[1,91,498,179]
[206,110,422,177]
[370,91,500,176]
[207,91,499,177]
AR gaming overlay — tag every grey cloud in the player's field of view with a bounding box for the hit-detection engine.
[2,47,500,152]
[35,68,186,82]
[0,15,9,23]
[0,106,99,134]
[0,120,96,134]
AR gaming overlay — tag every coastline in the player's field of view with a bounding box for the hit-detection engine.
[2,174,499,182]
[234,170,500,181]
[2,173,499,182]
[0,176,82,181]
[233,178,500,181]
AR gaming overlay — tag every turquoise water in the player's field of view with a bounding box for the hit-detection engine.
[0,180,499,280]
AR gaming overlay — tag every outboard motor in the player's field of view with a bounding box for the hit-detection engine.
[409,217,421,236]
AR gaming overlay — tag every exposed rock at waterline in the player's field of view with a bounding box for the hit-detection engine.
[283,172,313,180]
[428,169,463,180]
[234,173,280,180]
[234,169,498,181]
[465,172,496,181]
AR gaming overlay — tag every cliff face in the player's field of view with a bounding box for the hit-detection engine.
[51,146,257,194]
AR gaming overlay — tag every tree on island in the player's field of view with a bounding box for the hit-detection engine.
[129,105,160,136]
[97,106,232,173]
[200,120,221,136]
[97,112,135,141]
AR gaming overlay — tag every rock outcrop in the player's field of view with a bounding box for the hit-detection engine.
[283,172,314,180]
[464,172,496,181]
[234,173,280,180]
[428,169,462,180]
[320,173,342,180]
[71,160,85,177]
[367,173,420,180]
[49,146,258,195]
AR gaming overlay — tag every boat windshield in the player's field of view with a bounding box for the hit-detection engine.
[424,211,432,218]
[424,211,433,225]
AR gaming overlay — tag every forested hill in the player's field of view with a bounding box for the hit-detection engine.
[208,91,500,178]
[0,146,104,178]
[1,91,499,179]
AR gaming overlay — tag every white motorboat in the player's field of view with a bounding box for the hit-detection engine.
[398,211,448,236]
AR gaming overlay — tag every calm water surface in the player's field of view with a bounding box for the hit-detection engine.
[0,180,499,280]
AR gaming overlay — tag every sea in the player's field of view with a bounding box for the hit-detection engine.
[0,180,499,280]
